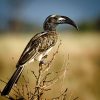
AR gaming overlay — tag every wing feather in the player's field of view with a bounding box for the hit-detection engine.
[16,31,57,67]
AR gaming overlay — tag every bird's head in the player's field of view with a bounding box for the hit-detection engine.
[43,14,78,31]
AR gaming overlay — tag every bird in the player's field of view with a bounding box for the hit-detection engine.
[1,14,78,96]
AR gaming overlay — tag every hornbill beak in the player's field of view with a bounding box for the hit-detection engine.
[58,16,79,30]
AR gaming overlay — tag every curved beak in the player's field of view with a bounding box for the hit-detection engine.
[58,16,79,30]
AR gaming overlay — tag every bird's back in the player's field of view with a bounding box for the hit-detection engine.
[16,31,58,67]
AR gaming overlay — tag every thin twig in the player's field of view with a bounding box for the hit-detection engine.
[52,88,68,100]
[31,71,38,80]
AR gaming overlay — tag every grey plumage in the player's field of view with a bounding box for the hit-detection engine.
[16,31,57,66]
[1,14,78,96]
[1,31,57,96]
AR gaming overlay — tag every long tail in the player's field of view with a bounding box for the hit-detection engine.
[1,66,24,96]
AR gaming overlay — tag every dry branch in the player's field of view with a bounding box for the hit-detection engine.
[0,40,78,100]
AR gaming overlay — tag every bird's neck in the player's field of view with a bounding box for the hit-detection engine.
[43,23,57,31]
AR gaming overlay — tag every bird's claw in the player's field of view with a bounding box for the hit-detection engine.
[39,60,47,66]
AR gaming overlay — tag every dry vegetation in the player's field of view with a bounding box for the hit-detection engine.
[0,32,100,100]
[0,39,78,100]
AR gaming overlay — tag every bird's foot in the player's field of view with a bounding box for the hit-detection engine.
[39,60,47,66]
[14,84,17,86]
[39,55,48,66]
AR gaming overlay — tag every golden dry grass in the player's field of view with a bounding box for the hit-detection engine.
[0,32,100,100]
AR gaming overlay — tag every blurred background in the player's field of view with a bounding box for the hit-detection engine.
[0,0,100,100]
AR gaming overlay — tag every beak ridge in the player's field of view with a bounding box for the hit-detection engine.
[60,16,79,30]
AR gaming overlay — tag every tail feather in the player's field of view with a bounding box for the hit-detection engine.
[1,66,24,96]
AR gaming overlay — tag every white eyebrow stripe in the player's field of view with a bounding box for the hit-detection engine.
[58,17,65,20]
[51,15,56,17]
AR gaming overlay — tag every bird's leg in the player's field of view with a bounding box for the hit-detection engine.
[39,55,48,66]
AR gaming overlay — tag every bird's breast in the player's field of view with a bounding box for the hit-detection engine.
[36,47,53,61]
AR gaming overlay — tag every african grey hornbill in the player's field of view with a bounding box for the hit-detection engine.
[1,15,78,96]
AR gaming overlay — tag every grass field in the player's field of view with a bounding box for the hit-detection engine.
[0,32,100,100]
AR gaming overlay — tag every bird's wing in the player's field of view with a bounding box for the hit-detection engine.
[16,31,57,67]
[16,32,47,66]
